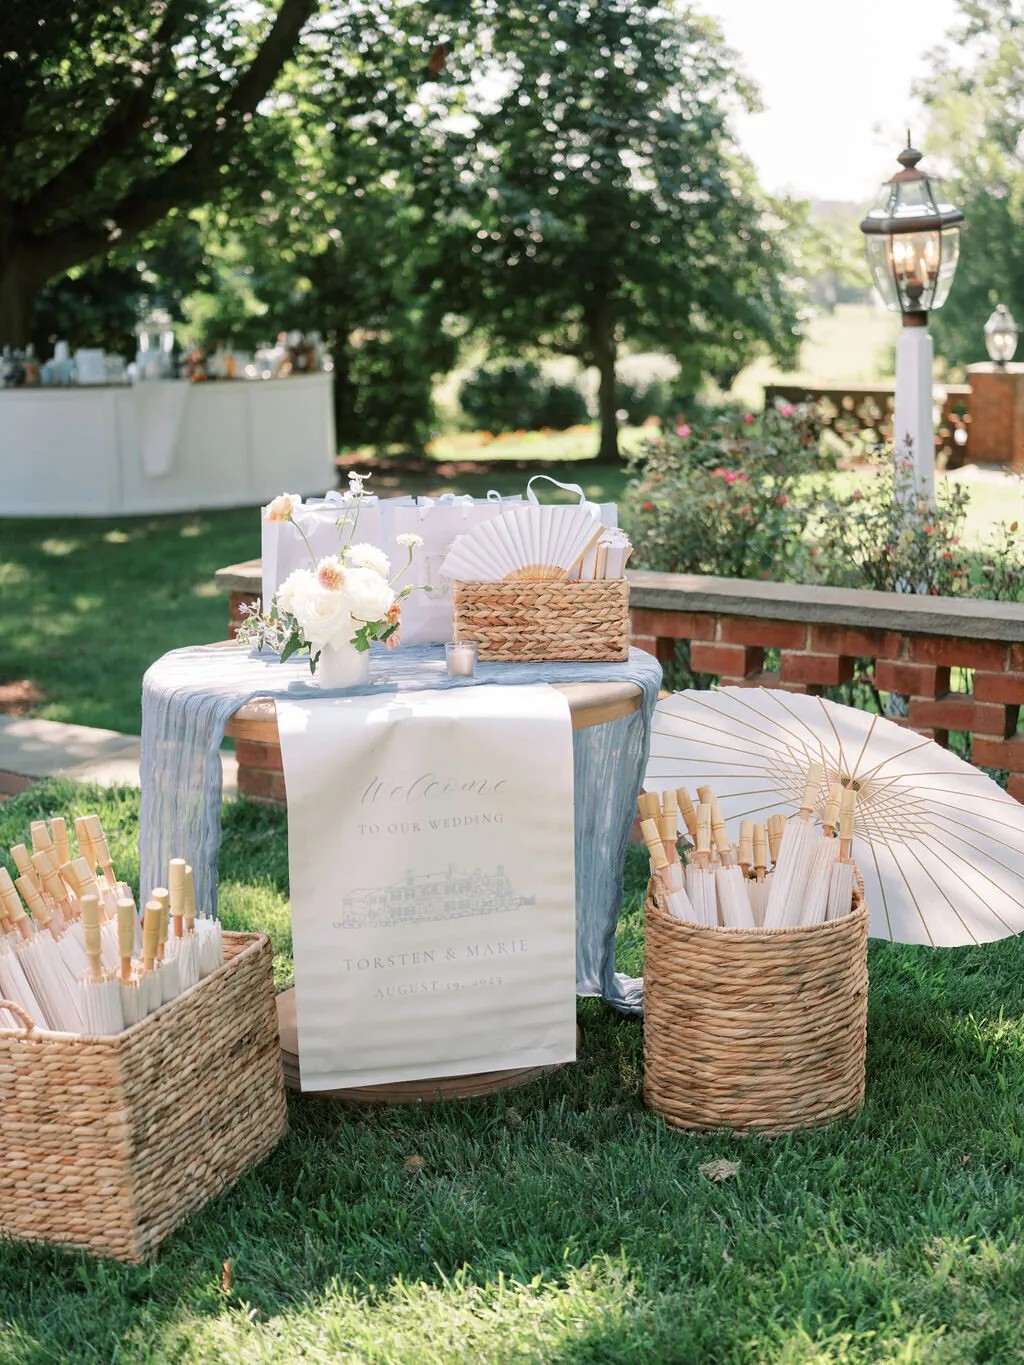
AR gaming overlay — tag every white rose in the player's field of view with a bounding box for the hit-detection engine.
[275,567,315,619]
[346,542,391,578]
[292,579,358,651]
[396,532,424,549]
[343,565,395,623]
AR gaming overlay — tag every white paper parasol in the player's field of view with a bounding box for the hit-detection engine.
[828,788,858,924]
[710,800,754,928]
[748,823,769,926]
[169,859,199,992]
[77,894,123,1036]
[647,686,1024,946]
[763,764,825,929]
[684,803,718,925]
[1,876,81,1031]
[151,888,182,1004]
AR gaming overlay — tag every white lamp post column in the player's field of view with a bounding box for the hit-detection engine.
[893,319,936,507]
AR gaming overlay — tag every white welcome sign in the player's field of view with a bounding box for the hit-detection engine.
[276,684,577,1090]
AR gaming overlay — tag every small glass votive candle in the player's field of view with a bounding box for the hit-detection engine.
[445,640,477,678]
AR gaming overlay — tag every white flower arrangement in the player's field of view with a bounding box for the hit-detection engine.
[240,475,429,669]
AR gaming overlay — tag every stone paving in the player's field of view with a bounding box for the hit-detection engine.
[0,715,237,801]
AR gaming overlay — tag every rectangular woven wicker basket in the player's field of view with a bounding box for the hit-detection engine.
[452,577,629,662]
[0,930,286,1263]
[643,882,869,1136]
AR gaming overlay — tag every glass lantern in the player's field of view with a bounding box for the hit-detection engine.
[860,144,963,319]
[984,304,1019,366]
[134,310,176,380]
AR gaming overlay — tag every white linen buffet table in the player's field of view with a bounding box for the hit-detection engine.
[0,372,336,517]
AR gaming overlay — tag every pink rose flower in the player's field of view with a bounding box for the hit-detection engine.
[675,423,692,439]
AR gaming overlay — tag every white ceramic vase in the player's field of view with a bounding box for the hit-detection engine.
[315,639,370,689]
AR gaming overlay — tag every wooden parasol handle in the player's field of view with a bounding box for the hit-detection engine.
[675,788,698,841]
[800,763,825,817]
[738,820,754,874]
[117,898,136,980]
[823,781,843,836]
[80,894,104,980]
[9,844,39,889]
[639,818,669,872]
[183,864,197,927]
[30,821,53,855]
[74,817,94,870]
[767,813,786,864]
[142,902,160,972]
[696,803,712,862]
[168,858,187,936]
[658,813,679,862]
[50,817,72,869]
[710,800,731,860]
[839,787,857,858]
[753,823,767,881]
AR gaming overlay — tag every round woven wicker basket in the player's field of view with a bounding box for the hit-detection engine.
[643,882,869,1136]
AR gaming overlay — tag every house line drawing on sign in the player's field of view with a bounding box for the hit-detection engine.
[339,864,534,929]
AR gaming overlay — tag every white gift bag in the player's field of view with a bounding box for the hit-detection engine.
[525,474,618,527]
[386,492,523,645]
[261,493,385,601]
[525,475,618,579]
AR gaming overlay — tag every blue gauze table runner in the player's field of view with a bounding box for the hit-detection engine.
[139,643,661,1015]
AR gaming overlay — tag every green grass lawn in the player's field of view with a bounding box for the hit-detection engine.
[2,779,1023,1362]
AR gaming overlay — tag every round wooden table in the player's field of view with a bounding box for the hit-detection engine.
[226,678,642,1103]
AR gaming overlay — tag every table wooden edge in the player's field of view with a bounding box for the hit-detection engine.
[226,680,642,743]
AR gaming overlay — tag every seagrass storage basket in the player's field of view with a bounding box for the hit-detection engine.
[643,884,869,1136]
[0,931,286,1263]
[452,577,629,662]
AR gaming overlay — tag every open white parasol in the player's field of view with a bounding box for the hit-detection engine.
[647,686,1024,947]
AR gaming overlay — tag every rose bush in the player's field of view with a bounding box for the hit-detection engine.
[623,405,833,582]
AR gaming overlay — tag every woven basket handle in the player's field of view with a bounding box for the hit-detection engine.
[0,999,37,1036]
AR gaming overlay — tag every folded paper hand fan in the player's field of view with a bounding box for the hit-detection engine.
[441,505,603,582]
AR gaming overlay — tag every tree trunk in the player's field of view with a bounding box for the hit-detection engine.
[0,253,44,347]
[331,333,355,452]
[587,297,620,461]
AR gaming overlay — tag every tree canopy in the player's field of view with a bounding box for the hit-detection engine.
[434,0,802,456]
[919,0,1024,368]
[0,0,318,343]
[5,0,805,457]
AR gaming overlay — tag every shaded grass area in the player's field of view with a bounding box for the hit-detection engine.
[0,510,260,734]
[2,780,1024,1362]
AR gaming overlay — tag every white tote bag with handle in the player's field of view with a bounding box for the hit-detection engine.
[525,474,618,579]
[385,491,523,645]
[525,474,618,527]
[261,492,385,601]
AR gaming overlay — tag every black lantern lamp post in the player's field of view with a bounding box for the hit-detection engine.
[860,141,963,507]
[984,304,1019,366]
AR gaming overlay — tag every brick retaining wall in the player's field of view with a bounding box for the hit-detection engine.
[215,559,1024,804]
[629,570,1024,800]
